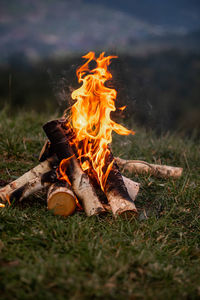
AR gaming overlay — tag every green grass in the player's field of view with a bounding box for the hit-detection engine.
[0,108,200,300]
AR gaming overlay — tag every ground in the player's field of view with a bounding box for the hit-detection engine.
[0,108,199,299]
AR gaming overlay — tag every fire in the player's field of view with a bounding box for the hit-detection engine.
[62,51,134,190]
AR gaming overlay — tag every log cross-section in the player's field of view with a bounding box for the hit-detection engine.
[47,182,76,216]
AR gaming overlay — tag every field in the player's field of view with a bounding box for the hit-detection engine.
[0,108,200,299]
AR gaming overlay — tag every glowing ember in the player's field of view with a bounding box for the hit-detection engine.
[61,51,134,190]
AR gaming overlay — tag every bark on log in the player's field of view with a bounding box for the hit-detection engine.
[0,157,57,204]
[47,182,76,216]
[104,152,138,217]
[115,157,183,179]
[122,176,140,201]
[43,120,105,216]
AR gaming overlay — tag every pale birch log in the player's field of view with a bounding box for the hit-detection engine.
[47,182,76,216]
[0,157,56,204]
[122,176,140,201]
[43,120,105,216]
[101,176,139,213]
[104,152,138,217]
[115,157,183,179]
[106,190,137,217]
[68,159,106,216]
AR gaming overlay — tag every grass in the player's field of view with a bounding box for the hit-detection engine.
[0,108,200,300]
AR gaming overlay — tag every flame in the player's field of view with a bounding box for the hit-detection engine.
[119,106,126,111]
[0,203,5,208]
[62,51,134,190]
[57,156,82,210]
[58,155,74,186]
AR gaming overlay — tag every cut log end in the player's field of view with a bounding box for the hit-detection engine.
[47,184,76,217]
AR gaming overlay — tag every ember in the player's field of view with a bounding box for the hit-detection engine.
[0,52,183,218]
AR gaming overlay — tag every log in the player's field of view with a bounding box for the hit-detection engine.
[115,157,183,179]
[103,152,138,217]
[122,176,140,201]
[47,182,76,216]
[102,176,139,213]
[0,157,57,204]
[43,120,105,216]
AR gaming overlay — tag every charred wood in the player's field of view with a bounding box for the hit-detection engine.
[43,120,105,216]
[103,151,137,217]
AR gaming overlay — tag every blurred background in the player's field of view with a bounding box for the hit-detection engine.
[0,0,200,135]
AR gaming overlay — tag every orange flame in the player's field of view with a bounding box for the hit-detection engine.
[0,203,5,208]
[64,51,134,190]
[119,105,126,111]
[57,156,82,210]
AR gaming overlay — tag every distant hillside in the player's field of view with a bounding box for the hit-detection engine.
[0,0,200,63]
[86,0,200,31]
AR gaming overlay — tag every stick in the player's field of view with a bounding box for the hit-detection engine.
[47,182,76,216]
[115,157,183,179]
[43,120,105,216]
[0,157,57,204]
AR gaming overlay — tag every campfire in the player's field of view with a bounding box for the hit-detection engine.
[0,52,183,217]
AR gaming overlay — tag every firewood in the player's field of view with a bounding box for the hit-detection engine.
[115,157,183,179]
[102,176,139,214]
[122,176,140,201]
[40,123,139,217]
[0,157,57,204]
[39,140,140,197]
[47,182,76,216]
[43,120,105,216]
[0,156,139,213]
[103,152,138,217]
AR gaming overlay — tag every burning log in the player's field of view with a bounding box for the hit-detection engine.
[47,182,76,216]
[43,120,105,216]
[103,152,137,217]
[0,157,57,204]
[115,157,183,179]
